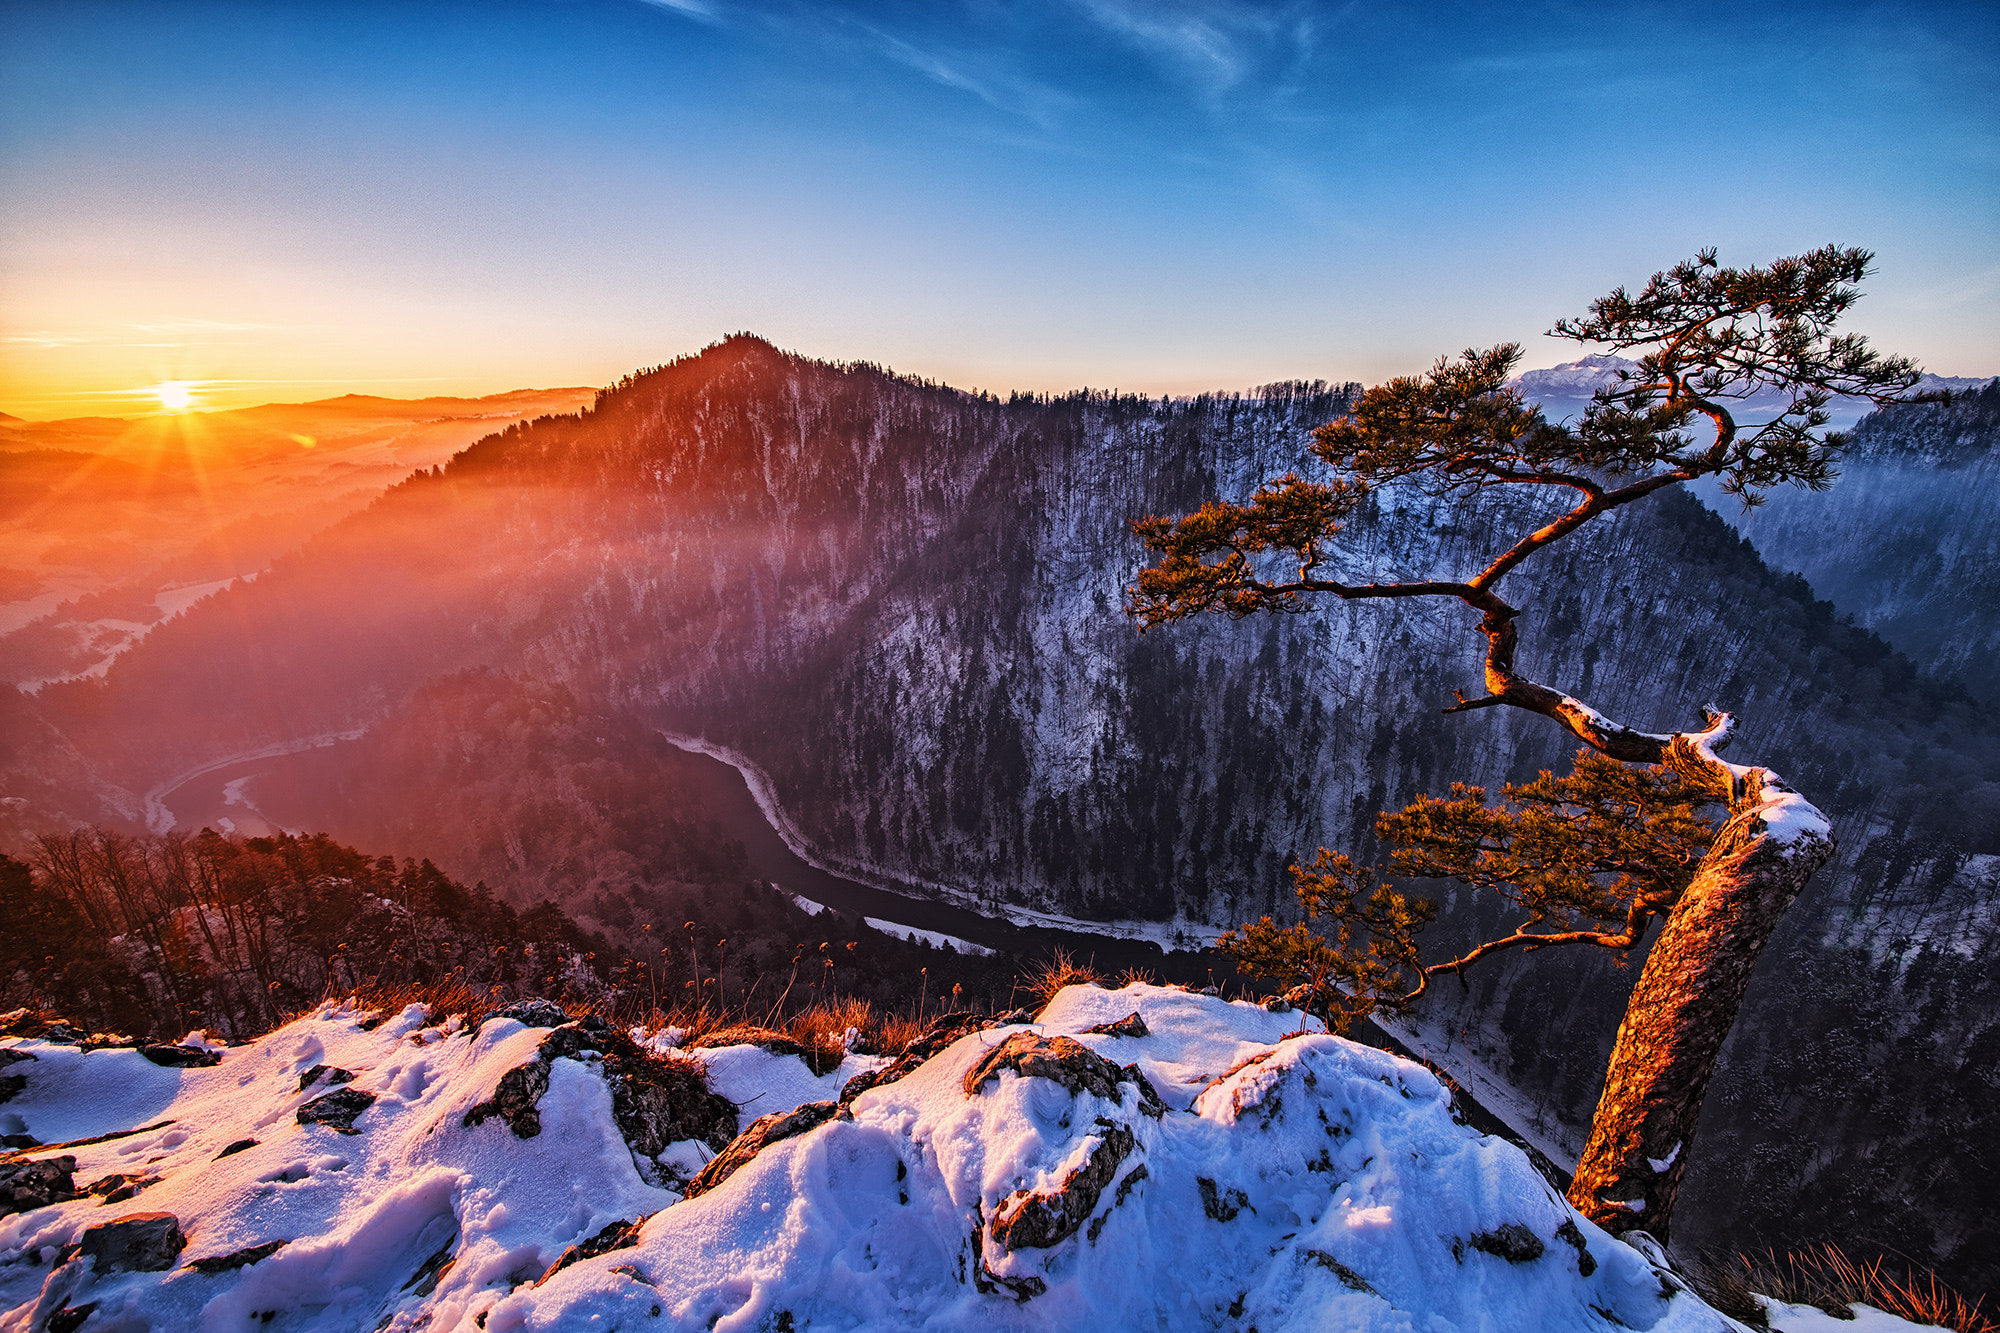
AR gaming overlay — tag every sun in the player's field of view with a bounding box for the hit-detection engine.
[151,380,197,412]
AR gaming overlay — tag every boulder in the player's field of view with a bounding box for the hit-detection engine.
[139,1044,223,1068]
[297,1087,376,1134]
[0,1155,76,1216]
[79,1212,186,1272]
[297,1064,356,1092]
[82,1172,161,1204]
[1466,1222,1546,1264]
[1083,1012,1149,1039]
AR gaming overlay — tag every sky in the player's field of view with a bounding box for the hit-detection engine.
[1,0,1995,417]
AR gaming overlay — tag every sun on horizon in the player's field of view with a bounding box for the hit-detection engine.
[150,380,198,412]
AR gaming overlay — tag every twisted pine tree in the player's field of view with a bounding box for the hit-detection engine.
[1127,246,1922,1240]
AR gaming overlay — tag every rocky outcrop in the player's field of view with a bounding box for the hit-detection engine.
[964,1032,1163,1120]
[681,1102,841,1201]
[78,1212,185,1272]
[463,1015,738,1163]
[989,1121,1136,1251]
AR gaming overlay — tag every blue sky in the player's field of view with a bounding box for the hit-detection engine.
[2,0,1995,414]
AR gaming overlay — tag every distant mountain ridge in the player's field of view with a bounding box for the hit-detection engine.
[1511,353,1989,430]
[8,335,1999,1286]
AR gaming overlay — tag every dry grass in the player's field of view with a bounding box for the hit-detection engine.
[1020,948,1104,1009]
[1682,1244,1993,1332]
[318,975,492,1030]
[871,1010,928,1056]
[1115,966,1157,988]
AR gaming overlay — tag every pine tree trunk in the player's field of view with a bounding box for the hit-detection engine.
[1565,747,1835,1241]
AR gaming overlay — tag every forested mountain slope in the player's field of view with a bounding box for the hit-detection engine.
[16,335,2000,1288]
[1701,379,2000,707]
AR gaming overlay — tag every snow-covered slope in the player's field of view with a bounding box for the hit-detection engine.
[1,987,1760,1332]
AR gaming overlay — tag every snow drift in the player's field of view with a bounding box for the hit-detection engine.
[0,985,1802,1330]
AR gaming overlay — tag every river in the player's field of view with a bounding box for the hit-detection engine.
[154,734,1187,970]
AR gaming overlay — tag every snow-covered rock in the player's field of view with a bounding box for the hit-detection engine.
[1,985,1946,1331]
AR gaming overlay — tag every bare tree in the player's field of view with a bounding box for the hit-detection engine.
[1127,247,1922,1239]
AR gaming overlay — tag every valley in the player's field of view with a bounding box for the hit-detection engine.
[3,338,1996,1293]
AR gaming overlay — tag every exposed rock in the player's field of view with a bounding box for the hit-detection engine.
[83,1172,161,1204]
[968,1220,1047,1304]
[79,1211,186,1272]
[479,998,571,1031]
[0,1134,35,1150]
[1197,1177,1252,1222]
[296,1087,376,1134]
[185,1238,288,1274]
[1555,1219,1597,1277]
[682,1101,841,1201]
[1302,1249,1376,1293]
[1083,1013,1149,1039]
[138,1044,222,1068]
[990,1122,1136,1251]
[213,1139,258,1159]
[39,1025,88,1047]
[463,1019,737,1163]
[46,1303,96,1333]
[0,1076,23,1106]
[1260,996,1294,1014]
[1467,1222,1546,1264]
[838,1011,988,1103]
[0,1155,76,1216]
[463,1059,552,1137]
[962,1032,1136,1104]
[537,1215,649,1285]
[989,1008,1036,1027]
[403,1233,458,1297]
[1119,1064,1170,1118]
[0,1047,36,1066]
[297,1064,356,1092]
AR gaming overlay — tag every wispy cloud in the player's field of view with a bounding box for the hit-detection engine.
[1069,0,1328,106]
[3,331,94,349]
[848,22,1077,128]
[634,0,720,23]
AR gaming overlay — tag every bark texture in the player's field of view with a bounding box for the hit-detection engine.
[1565,741,1834,1239]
